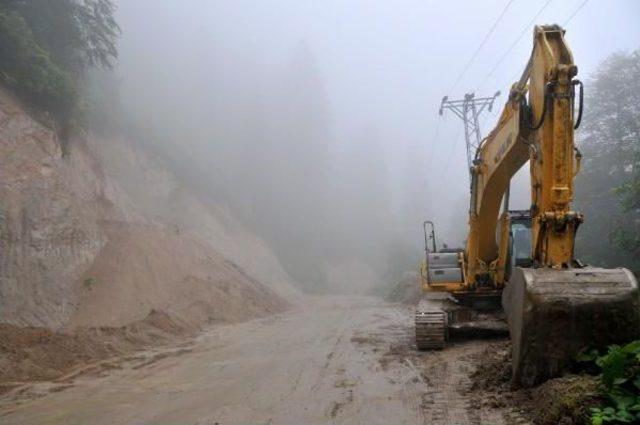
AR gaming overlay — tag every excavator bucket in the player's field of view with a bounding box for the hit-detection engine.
[503,267,640,388]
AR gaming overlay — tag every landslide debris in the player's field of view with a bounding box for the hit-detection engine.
[68,221,288,328]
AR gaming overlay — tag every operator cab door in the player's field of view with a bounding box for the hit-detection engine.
[507,210,532,280]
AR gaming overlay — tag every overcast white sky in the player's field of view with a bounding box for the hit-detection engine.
[115,1,640,274]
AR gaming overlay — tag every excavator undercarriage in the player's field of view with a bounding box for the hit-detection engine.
[415,293,507,350]
[415,215,518,351]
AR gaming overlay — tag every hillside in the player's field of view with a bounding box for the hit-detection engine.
[0,86,298,331]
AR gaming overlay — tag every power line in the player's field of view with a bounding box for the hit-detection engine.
[502,0,590,91]
[481,109,496,131]
[439,125,463,185]
[448,0,516,94]
[425,117,441,170]
[563,0,589,26]
[476,0,554,91]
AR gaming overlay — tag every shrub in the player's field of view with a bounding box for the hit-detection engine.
[589,340,640,424]
[0,1,120,140]
[0,11,76,123]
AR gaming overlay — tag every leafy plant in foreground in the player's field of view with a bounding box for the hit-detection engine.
[589,340,640,424]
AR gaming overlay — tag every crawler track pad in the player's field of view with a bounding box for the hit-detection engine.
[415,309,447,349]
[503,267,640,388]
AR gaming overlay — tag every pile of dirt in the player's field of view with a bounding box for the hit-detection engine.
[0,309,194,391]
[385,272,421,305]
[469,340,601,425]
[523,375,601,425]
[68,221,288,328]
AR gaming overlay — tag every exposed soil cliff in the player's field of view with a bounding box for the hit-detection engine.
[0,90,108,328]
[0,86,298,331]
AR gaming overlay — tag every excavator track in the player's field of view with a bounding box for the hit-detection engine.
[415,307,447,350]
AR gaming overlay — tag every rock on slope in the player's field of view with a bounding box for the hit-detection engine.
[0,87,297,331]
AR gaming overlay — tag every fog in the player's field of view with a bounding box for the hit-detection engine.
[110,0,640,292]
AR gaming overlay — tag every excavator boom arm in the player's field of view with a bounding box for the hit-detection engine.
[464,25,581,286]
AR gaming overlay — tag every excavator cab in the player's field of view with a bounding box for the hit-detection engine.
[506,210,532,279]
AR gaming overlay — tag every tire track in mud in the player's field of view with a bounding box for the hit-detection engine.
[357,307,525,425]
[328,377,354,420]
[414,342,532,425]
[394,358,427,425]
[351,304,534,425]
[322,306,372,421]
[417,345,516,425]
[419,352,464,425]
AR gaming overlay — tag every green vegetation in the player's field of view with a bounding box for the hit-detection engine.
[83,277,97,289]
[0,11,76,123]
[610,149,640,261]
[580,341,640,424]
[575,50,640,274]
[0,0,119,140]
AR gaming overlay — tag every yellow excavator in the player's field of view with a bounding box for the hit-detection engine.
[416,24,640,387]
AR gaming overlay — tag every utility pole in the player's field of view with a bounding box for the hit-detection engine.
[439,91,500,175]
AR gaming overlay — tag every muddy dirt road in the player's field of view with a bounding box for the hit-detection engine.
[0,297,523,425]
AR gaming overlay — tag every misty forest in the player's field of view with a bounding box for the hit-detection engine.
[0,1,639,424]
